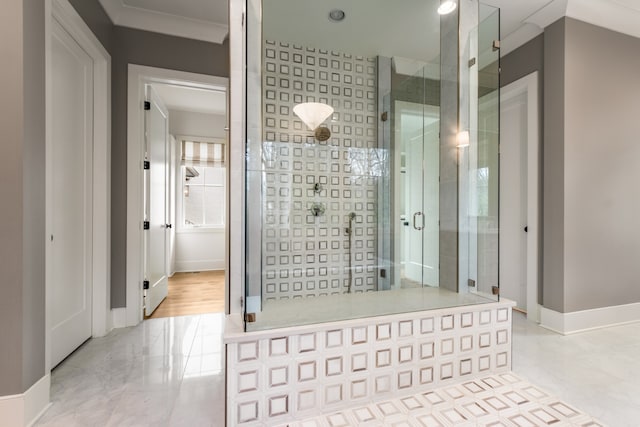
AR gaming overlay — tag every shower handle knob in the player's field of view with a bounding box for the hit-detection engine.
[413,212,424,231]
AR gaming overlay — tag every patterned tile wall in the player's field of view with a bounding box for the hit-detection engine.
[226,303,513,425]
[260,40,382,301]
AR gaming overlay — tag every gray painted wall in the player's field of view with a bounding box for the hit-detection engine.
[507,18,640,313]
[22,0,47,392]
[0,0,46,395]
[562,18,640,312]
[501,34,544,87]
[542,19,566,313]
[68,0,113,52]
[110,29,229,307]
[0,0,26,397]
[68,0,229,307]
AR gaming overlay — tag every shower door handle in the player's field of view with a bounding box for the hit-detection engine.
[413,212,424,231]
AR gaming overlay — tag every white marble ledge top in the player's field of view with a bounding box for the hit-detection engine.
[223,298,515,343]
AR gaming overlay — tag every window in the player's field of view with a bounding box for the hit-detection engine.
[180,139,226,228]
[183,166,225,227]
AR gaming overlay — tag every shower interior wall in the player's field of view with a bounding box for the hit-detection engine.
[259,40,381,301]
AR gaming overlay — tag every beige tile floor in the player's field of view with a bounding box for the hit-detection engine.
[35,310,640,426]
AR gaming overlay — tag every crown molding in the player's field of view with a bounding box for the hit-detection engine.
[502,0,640,56]
[99,0,228,44]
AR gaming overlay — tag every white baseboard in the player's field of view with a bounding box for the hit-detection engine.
[112,307,127,329]
[175,259,225,272]
[540,302,640,335]
[0,374,51,427]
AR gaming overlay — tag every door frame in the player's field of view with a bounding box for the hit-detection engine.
[45,0,112,371]
[126,65,228,326]
[500,71,540,322]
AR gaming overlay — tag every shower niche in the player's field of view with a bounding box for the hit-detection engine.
[243,0,503,331]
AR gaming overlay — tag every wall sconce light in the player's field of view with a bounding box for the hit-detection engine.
[437,0,457,15]
[293,102,334,141]
[457,130,470,148]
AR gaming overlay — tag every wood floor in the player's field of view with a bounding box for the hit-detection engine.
[147,270,225,319]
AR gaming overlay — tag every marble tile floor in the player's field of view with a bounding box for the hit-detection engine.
[35,313,226,427]
[512,312,640,427]
[35,311,640,426]
[289,372,603,427]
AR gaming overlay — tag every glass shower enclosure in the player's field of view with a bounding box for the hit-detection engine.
[244,0,501,331]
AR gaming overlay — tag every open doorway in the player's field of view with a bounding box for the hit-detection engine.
[145,81,227,320]
[126,65,229,324]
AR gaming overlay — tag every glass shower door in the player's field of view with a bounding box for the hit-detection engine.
[393,66,440,289]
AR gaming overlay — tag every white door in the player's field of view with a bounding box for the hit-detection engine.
[499,89,528,311]
[394,101,440,288]
[50,19,94,367]
[403,110,425,284]
[144,86,169,316]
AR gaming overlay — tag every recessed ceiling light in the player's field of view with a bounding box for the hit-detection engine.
[328,9,346,22]
[437,0,457,15]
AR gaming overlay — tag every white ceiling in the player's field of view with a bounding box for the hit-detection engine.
[99,0,640,57]
[152,84,226,116]
[263,0,442,63]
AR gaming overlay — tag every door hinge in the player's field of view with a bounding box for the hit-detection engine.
[143,280,149,290]
[144,160,150,170]
[143,221,150,230]
[144,101,151,110]
[468,279,476,288]
[380,111,388,122]
[492,286,500,296]
[492,40,500,52]
[468,57,476,68]
[242,13,245,26]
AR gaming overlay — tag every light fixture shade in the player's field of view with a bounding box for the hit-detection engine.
[293,102,334,130]
[437,0,457,15]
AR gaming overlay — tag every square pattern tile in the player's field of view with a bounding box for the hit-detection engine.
[260,40,380,301]
[227,305,513,425]
[289,373,603,427]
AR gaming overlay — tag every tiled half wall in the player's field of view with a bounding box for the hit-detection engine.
[226,301,514,425]
[260,40,383,301]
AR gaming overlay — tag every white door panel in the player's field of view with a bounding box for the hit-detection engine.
[50,18,93,367]
[500,92,528,311]
[144,87,169,316]
[395,101,440,288]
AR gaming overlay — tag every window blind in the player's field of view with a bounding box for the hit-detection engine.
[181,140,225,167]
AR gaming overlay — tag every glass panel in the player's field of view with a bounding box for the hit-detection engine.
[466,4,500,300]
[245,0,500,331]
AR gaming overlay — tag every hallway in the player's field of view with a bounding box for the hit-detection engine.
[147,271,226,319]
[36,313,225,426]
